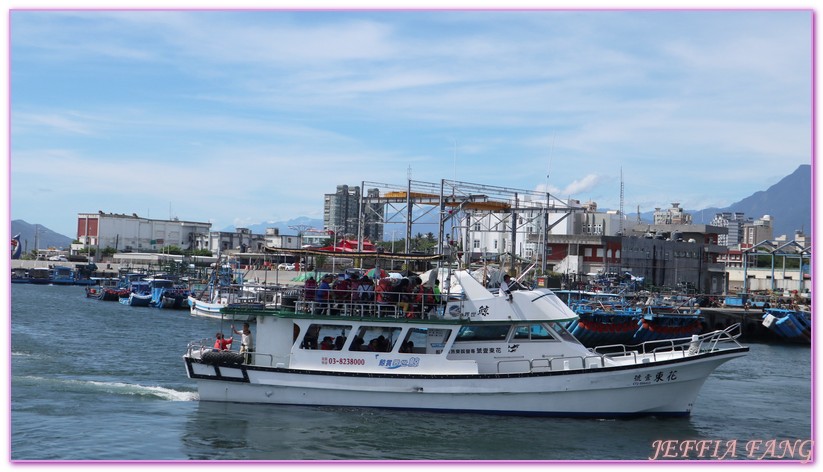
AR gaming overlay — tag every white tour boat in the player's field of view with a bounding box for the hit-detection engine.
[183,270,748,417]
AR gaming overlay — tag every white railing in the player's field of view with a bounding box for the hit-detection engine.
[495,324,744,374]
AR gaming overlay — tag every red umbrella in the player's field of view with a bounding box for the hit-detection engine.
[365,268,388,279]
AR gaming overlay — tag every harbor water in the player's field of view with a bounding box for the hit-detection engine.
[10,283,813,462]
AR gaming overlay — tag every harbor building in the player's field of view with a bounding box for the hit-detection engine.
[456,198,727,294]
[463,198,624,264]
[74,211,211,256]
[208,227,267,254]
[264,228,302,250]
[718,229,809,295]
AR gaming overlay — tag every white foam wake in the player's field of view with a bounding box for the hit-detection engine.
[85,380,199,401]
[16,376,198,401]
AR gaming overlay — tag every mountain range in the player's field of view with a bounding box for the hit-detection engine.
[12,165,811,249]
[10,221,75,252]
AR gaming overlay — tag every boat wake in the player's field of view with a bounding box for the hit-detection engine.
[15,376,198,401]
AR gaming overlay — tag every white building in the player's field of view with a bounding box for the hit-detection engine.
[264,228,302,249]
[207,227,268,254]
[457,198,625,263]
[75,212,211,254]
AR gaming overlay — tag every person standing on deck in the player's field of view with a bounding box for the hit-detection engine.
[231,323,254,363]
[303,276,317,301]
[315,274,333,315]
[500,274,513,302]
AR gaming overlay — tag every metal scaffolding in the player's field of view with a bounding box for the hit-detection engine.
[356,178,582,273]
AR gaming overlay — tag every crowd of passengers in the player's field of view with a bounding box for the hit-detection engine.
[301,272,443,318]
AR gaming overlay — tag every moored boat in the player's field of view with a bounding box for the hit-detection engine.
[50,265,76,285]
[762,308,811,344]
[120,281,153,307]
[99,287,131,301]
[183,270,747,418]
[28,267,52,285]
[187,287,265,321]
[11,268,30,284]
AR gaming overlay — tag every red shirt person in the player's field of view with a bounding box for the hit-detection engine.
[213,332,233,351]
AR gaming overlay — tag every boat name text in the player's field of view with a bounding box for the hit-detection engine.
[632,370,677,386]
[379,357,421,369]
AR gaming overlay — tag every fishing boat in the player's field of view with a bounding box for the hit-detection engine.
[50,265,76,285]
[120,280,153,307]
[98,287,131,301]
[11,268,30,284]
[187,285,266,321]
[762,308,811,344]
[187,261,267,320]
[557,291,703,347]
[183,270,747,418]
[28,267,52,285]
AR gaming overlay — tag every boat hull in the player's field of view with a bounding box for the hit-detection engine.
[188,296,258,321]
[185,348,747,417]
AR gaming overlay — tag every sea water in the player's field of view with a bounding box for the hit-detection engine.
[9,283,813,462]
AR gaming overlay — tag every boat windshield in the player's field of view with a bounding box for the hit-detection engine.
[511,324,557,341]
[547,321,582,344]
[455,324,510,342]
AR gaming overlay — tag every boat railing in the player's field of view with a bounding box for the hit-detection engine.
[497,355,606,374]
[291,296,449,320]
[294,300,405,318]
[592,323,744,362]
[186,339,212,356]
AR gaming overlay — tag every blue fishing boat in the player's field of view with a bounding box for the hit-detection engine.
[562,291,704,347]
[632,311,703,343]
[50,266,76,285]
[762,308,811,344]
[120,280,153,307]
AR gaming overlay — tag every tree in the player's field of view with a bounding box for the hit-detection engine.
[162,245,183,255]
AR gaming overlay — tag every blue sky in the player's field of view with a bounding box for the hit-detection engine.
[6,8,814,238]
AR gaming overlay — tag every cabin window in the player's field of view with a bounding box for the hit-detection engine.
[348,326,402,352]
[400,327,452,354]
[300,323,352,350]
[454,324,510,342]
[547,321,581,344]
[511,324,556,341]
